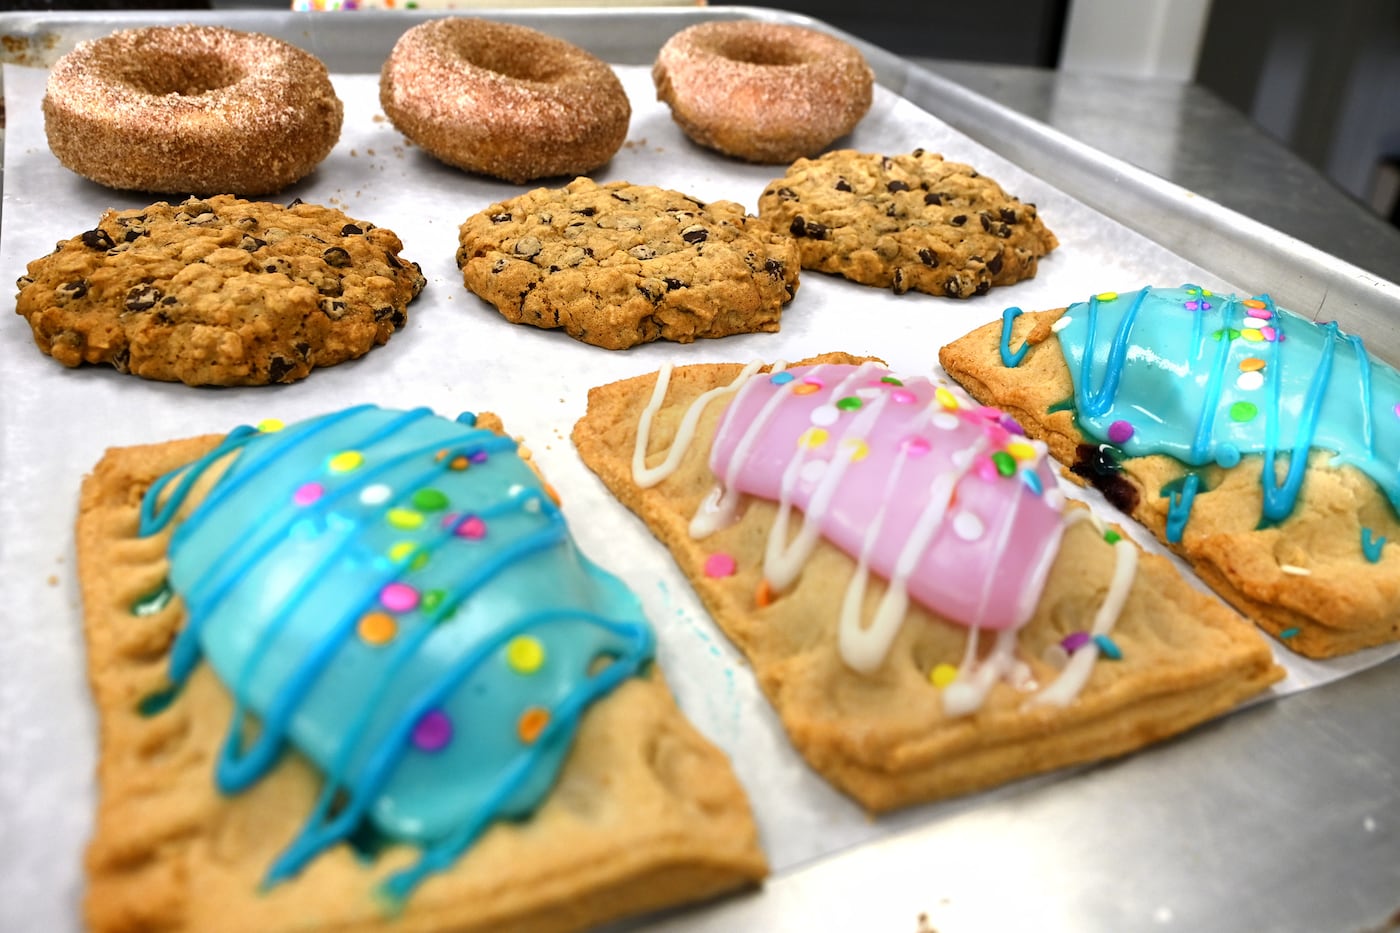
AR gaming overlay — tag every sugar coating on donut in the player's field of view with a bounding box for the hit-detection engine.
[43,25,343,196]
[653,21,874,164]
[380,18,631,184]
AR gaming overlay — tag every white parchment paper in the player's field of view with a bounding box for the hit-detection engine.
[2,62,1395,930]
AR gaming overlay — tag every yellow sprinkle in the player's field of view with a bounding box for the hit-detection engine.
[1006,440,1037,462]
[256,418,285,433]
[930,663,958,688]
[328,450,363,473]
[388,541,429,571]
[839,438,870,462]
[935,387,959,411]
[1241,328,1263,342]
[1095,291,1118,301]
[798,427,829,449]
[506,635,545,674]
[386,508,424,530]
[1202,289,1213,296]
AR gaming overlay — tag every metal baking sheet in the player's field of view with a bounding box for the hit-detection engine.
[0,8,1396,933]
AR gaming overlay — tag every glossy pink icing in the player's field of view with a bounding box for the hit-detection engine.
[709,363,1065,631]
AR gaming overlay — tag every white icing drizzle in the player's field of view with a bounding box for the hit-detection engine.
[764,363,883,590]
[631,360,765,488]
[690,361,796,539]
[942,628,1021,717]
[1025,511,1139,709]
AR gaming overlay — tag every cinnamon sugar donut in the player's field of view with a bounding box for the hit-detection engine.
[43,25,343,196]
[653,21,875,164]
[379,18,631,184]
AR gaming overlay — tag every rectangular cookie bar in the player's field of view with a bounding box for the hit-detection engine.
[940,286,1400,658]
[76,407,766,933]
[573,354,1282,811]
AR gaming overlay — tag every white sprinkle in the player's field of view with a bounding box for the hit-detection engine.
[1279,564,1312,576]
[799,459,828,484]
[932,412,961,431]
[360,483,392,505]
[1052,315,1073,332]
[809,405,839,427]
[1236,371,1264,391]
[953,510,985,541]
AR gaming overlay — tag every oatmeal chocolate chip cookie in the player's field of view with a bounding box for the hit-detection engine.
[456,177,799,350]
[757,149,1058,297]
[15,195,426,386]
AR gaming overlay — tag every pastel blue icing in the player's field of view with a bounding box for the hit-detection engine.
[1048,285,1400,528]
[138,405,653,902]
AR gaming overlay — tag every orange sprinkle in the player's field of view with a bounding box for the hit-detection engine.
[357,611,397,645]
[792,382,820,396]
[517,706,550,744]
[1242,298,1266,309]
[754,579,776,608]
[1240,357,1266,372]
[449,455,470,471]
[543,482,562,506]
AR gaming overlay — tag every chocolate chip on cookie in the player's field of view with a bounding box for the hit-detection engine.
[758,149,1057,298]
[456,177,799,350]
[14,195,426,386]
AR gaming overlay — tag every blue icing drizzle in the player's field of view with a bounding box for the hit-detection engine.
[138,406,654,902]
[1053,285,1400,532]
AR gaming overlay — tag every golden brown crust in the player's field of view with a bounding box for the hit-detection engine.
[379,18,630,184]
[573,359,1282,811]
[940,310,1400,658]
[77,422,766,933]
[653,21,874,163]
[43,25,343,196]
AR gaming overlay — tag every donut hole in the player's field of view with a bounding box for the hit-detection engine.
[454,37,569,84]
[709,36,817,68]
[117,51,246,97]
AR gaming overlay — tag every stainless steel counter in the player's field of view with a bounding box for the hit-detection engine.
[915,60,1400,288]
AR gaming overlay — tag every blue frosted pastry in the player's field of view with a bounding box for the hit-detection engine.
[76,405,765,933]
[941,285,1400,657]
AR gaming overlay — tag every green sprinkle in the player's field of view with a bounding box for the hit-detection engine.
[1093,634,1123,660]
[137,683,180,717]
[1279,627,1301,639]
[421,589,446,613]
[880,376,903,386]
[992,451,1016,477]
[835,396,863,411]
[1211,328,1242,341]
[411,487,449,511]
[1229,401,1258,422]
[1104,529,1122,544]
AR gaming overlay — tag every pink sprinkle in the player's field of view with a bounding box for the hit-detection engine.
[1261,326,1277,341]
[470,450,489,464]
[975,457,1000,483]
[999,414,1025,436]
[900,435,931,457]
[704,553,737,578]
[1184,300,1199,311]
[292,482,324,506]
[453,515,487,540]
[1245,306,1272,320]
[1107,420,1135,444]
[1395,402,1400,419]
[380,582,420,613]
[982,423,1010,447]
[891,389,917,405]
[1201,301,1213,310]
[802,376,824,389]
[977,405,1003,422]
[411,710,453,752]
